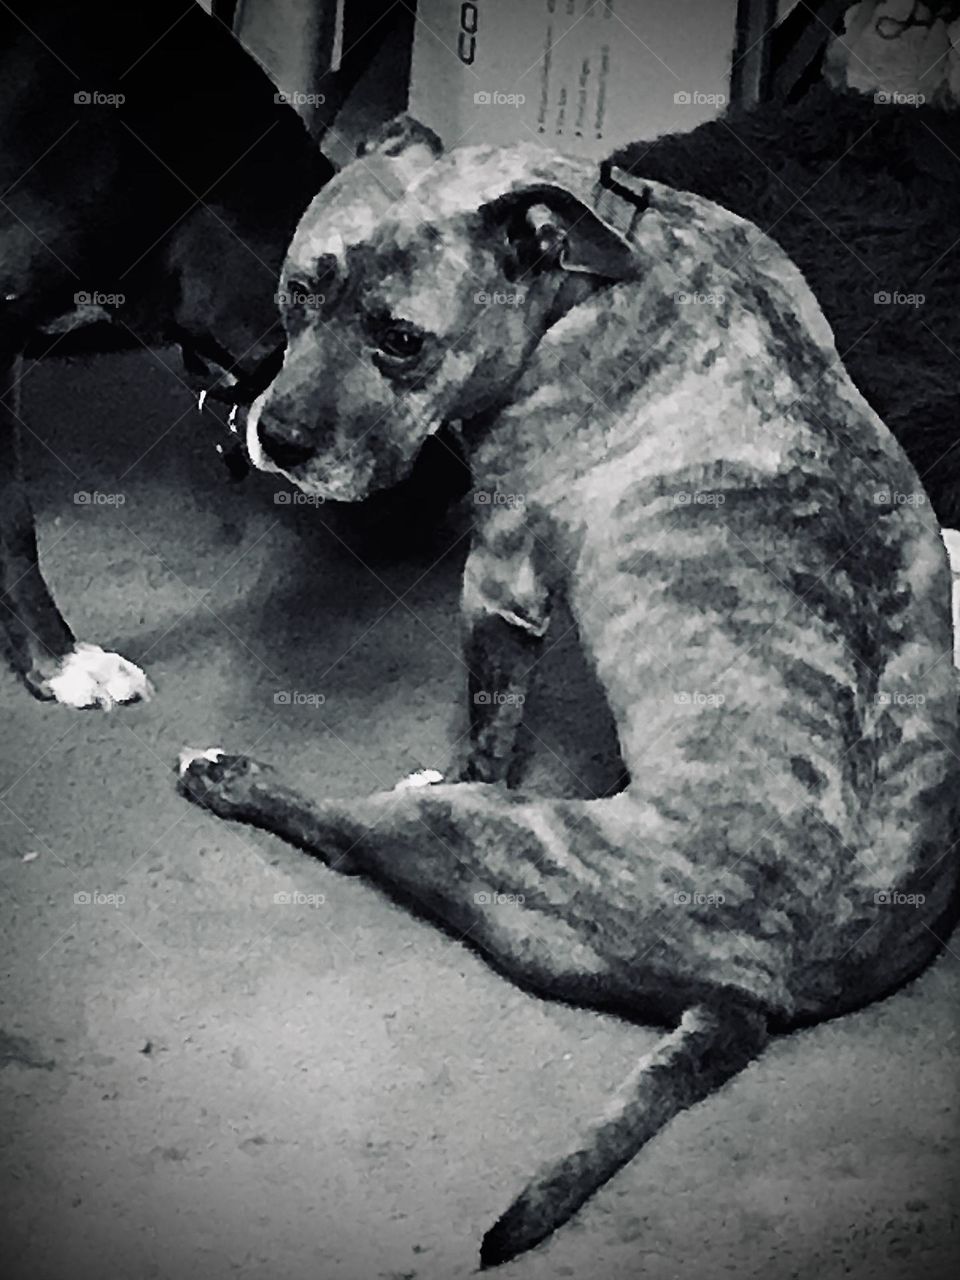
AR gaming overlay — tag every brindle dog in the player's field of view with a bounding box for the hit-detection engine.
[178,122,960,1265]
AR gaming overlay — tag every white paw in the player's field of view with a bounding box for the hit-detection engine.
[177,747,225,777]
[44,644,152,710]
[393,768,444,791]
[941,527,960,572]
[941,530,960,669]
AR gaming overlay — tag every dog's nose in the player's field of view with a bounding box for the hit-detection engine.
[259,421,315,471]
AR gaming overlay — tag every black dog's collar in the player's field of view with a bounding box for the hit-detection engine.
[180,332,286,483]
[181,332,286,409]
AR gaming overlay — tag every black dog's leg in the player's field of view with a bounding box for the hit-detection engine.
[452,521,552,785]
[0,351,75,696]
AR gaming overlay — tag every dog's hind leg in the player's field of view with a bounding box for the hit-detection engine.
[178,748,771,1263]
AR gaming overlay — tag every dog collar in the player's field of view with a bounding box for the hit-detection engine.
[591,161,653,241]
[185,333,286,483]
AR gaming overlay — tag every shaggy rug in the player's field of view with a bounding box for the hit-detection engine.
[611,85,960,526]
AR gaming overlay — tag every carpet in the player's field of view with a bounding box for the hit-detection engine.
[612,85,960,528]
[1,259,958,1280]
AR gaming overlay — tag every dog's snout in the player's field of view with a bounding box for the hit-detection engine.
[259,420,315,471]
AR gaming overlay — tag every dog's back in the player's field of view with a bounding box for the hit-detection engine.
[470,174,960,1022]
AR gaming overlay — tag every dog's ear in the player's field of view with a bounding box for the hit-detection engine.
[482,184,638,283]
[355,115,443,192]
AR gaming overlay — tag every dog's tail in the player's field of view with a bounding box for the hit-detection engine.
[177,756,773,1266]
[480,998,768,1267]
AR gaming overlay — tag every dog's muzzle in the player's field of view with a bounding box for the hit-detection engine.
[243,387,276,476]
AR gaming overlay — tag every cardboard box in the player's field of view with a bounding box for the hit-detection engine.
[408,0,740,158]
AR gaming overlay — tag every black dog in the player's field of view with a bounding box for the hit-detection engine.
[611,84,960,526]
[0,0,329,707]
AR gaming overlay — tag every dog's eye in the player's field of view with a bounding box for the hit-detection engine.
[378,322,424,360]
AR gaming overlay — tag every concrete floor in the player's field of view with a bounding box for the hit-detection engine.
[1,348,958,1280]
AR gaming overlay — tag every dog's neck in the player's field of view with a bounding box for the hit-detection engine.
[452,269,609,455]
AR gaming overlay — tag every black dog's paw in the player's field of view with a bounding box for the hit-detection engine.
[176,747,269,817]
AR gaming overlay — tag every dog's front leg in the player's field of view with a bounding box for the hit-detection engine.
[0,350,153,708]
[453,517,552,786]
[0,352,76,693]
